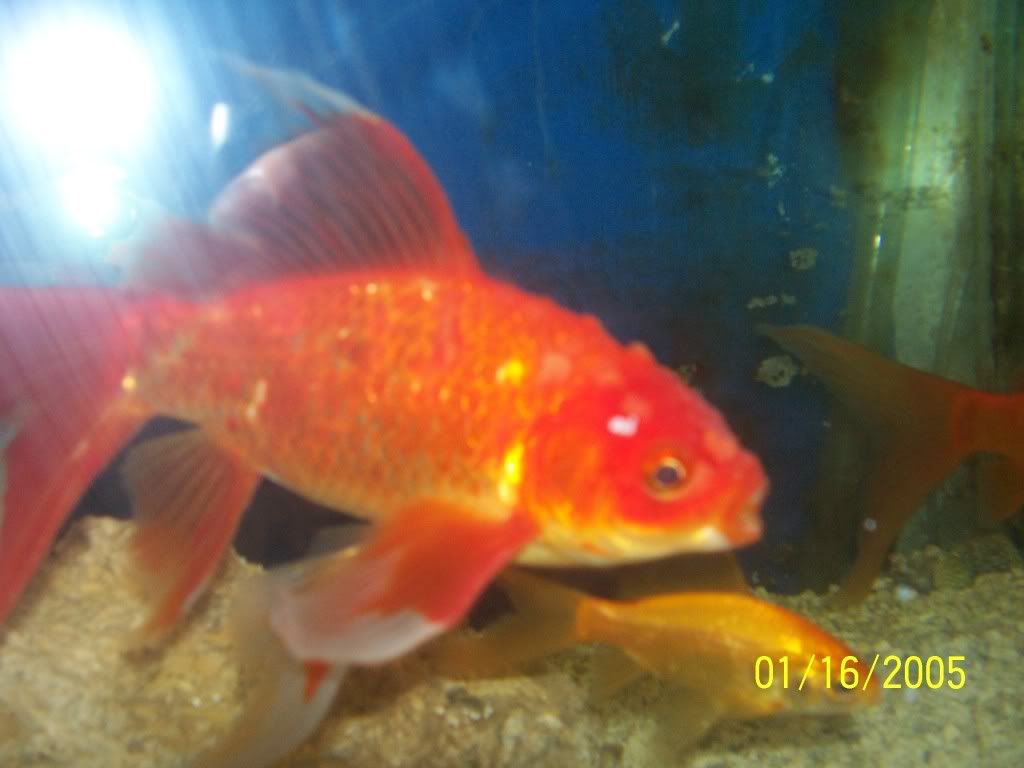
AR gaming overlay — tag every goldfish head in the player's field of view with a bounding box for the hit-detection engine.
[765,626,883,716]
[517,343,766,565]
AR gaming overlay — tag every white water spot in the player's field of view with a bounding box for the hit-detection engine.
[607,414,638,437]
[895,584,918,602]
[209,101,230,150]
[246,379,269,424]
[863,517,878,532]
[660,19,680,46]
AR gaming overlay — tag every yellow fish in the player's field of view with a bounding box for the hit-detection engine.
[436,567,880,750]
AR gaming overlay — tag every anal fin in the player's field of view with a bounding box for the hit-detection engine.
[124,429,259,638]
[589,645,646,701]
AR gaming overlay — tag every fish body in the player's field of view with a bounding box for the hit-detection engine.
[759,324,1024,604]
[0,64,766,766]
[437,568,879,749]
[127,272,760,564]
[576,589,879,717]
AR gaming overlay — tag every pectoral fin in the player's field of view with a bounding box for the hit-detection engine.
[653,688,725,753]
[124,429,259,638]
[267,502,538,665]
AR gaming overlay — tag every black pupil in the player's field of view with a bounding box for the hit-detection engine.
[654,461,682,488]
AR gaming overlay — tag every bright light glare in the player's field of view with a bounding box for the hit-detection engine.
[59,162,127,237]
[210,101,230,150]
[4,16,156,158]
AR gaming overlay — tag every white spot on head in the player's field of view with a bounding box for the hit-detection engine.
[863,517,878,532]
[607,414,638,437]
[420,281,437,302]
[895,585,918,602]
[120,373,137,392]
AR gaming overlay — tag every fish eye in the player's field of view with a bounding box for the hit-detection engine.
[644,455,688,498]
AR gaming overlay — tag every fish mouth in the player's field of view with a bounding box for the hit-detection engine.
[718,457,767,547]
[721,495,765,548]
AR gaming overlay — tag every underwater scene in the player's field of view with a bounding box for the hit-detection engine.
[0,1,1021,766]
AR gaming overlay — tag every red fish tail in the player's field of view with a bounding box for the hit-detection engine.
[0,287,149,625]
[758,325,972,604]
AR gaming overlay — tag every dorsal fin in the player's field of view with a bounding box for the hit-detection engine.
[117,59,477,297]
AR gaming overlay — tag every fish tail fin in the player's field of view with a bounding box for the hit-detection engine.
[0,287,148,625]
[197,572,344,768]
[758,325,971,605]
[432,569,583,678]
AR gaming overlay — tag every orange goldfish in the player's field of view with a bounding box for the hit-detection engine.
[0,65,765,764]
[759,324,1024,605]
[437,568,880,750]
